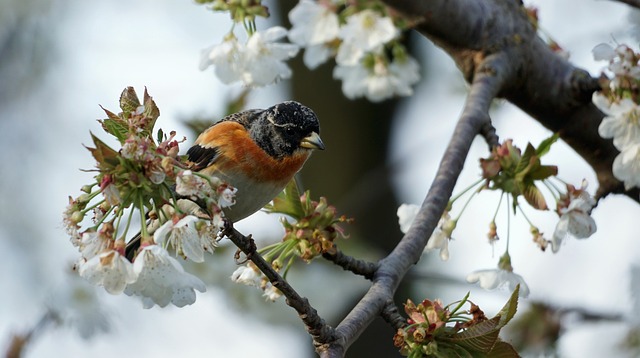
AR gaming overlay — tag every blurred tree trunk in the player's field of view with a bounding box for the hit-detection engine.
[278,2,407,356]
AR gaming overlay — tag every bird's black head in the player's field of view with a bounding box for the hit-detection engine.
[249,101,324,159]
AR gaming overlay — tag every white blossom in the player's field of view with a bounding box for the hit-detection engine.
[397,203,419,234]
[78,231,110,260]
[426,213,455,261]
[466,269,530,298]
[594,94,640,151]
[78,250,136,295]
[397,204,454,261]
[154,215,217,263]
[288,0,339,46]
[218,186,238,208]
[176,170,214,199]
[125,245,206,308]
[200,35,245,84]
[551,185,597,253]
[336,9,398,66]
[101,184,121,206]
[334,55,419,102]
[263,283,282,301]
[243,27,299,86]
[231,265,262,287]
[592,43,617,61]
[613,143,640,190]
[302,44,334,69]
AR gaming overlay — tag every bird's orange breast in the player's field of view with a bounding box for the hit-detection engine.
[196,121,311,184]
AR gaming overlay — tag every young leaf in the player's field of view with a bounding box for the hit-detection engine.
[157,128,165,144]
[520,183,548,210]
[485,340,520,358]
[535,133,559,157]
[119,86,141,115]
[513,144,536,177]
[445,317,501,352]
[494,284,520,328]
[100,105,121,120]
[264,179,305,219]
[143,87,160,130]
[86,132,119,170]
[101,118,129,144]
[528,164,558,181]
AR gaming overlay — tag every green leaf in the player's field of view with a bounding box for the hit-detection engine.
[528,164,558,181]
[102,118,129,144]
[513,144,537,179]
[485,340,521,358]
[119,86,141,115]
[494,284,520,329]
[520,183,548,210]
[157,128,164,144]
[100,105,120,120]
[86,132,119,171]
[535,133,559,157]
[445,317,501,352]
[143,87,160,130]
[264,179,305,219]
[444,286,520,354]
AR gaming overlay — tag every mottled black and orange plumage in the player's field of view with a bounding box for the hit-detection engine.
[186,101,324,222]
[124,101,323,261]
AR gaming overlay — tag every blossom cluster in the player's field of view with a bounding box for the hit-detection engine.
[593,43,640,190]
[289,0,420,102]
[393,288,520,357]
[199,0,421,101]
[63,87,235,308]
[231,180,351,299]
[396,136,597,298]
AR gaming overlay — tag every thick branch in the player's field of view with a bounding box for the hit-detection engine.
[383,0,640,202]
[611,0,640,9]
[320,54,511,357]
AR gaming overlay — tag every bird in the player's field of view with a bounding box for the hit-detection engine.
[125,101,324,261]
[185,100,324,222]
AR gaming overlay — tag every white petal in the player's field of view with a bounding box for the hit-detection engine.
[153,220,173,245]
[551,217,569,253]
[567,212,597,238]
[397,204,420,234]
[592,43,616,61]
[303,44,332,70]
[466,269,501,290]
[592,92,612,114]
[613,144,640,190]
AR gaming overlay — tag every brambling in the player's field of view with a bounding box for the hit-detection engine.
[125,101,323,261]
[186,100,325,222]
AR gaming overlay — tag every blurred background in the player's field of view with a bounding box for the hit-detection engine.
[1,0,639,357]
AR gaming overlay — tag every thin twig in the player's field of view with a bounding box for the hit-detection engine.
[222,221,338,349]
[322,249,378,280]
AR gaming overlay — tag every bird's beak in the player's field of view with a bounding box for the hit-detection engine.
[300,132,325,150]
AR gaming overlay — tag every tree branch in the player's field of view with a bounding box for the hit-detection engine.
[383,0,640,202]
[222,222,338,349]
[320,54,512,357]
[322,249,378,280]
[610,0,640,10]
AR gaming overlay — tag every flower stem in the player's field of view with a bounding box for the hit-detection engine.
[448,177,484,206]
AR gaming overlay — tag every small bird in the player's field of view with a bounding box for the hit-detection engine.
[186,100,324,222]
[125,101,323,261]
